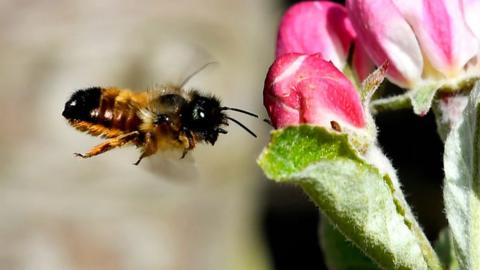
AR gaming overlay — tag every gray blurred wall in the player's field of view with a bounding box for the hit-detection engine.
[0,0,279,269]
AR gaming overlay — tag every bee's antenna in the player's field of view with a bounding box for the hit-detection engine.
[180,61,218,88]
[263,118,273,127]
[226,116,257,138]
[220,107,259,118]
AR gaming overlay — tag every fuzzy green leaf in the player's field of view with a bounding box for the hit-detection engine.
[259,126,360,180]
[258,126,439,270]
[320,217,381,270]
[444,82,480,270]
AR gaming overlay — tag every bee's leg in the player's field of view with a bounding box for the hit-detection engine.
[75,131,139,159]
[133,152,147,166]
[134,132,154,166]
[181,149,188,159]
[179,130,195,159]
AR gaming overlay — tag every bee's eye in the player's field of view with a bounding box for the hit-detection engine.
[67,100,77,108]
[183,95,223,133]
[193,107,206,120]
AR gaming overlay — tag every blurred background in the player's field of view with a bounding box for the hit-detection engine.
[0,0,446,270]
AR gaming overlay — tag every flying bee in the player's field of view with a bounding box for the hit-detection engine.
[62,78,257,165]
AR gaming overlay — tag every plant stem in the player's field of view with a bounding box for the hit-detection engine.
[370,94,412,115]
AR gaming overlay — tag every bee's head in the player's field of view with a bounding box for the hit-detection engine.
[62,87,101,121]
[182,92,258,145]
[182,93,227,145]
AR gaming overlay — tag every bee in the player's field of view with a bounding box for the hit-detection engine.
[62,74,257,165]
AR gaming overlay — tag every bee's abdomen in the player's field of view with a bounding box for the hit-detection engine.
[63,87,142,134]
[62,87,102,122]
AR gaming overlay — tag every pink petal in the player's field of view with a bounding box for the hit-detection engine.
[264,53,365,129]
[347,0,423,88]
[392,0,479,77]
[276,1,356,69]
[461,0,480,42]
[352,43,375,82]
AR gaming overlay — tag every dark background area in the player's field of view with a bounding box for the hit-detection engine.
[261,1,446,269]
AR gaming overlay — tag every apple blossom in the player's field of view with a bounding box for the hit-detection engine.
[276,1,356,69]
[347,0,480,88]
[277,0,480,91]
[264,53,366,131]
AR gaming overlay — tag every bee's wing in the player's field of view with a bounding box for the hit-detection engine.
[139,150,199,182]
[143,85,190,115]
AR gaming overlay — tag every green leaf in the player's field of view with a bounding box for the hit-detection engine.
[320,217,381,270]
[434,228,459,270]
[409,83,441,116]
[258,126,442,270]
[259,126,361,180]
[444,82,480,270]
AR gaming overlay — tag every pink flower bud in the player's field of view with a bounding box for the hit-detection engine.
[347,0,424,88]
[264,53,366,130]
[276,1,356,69]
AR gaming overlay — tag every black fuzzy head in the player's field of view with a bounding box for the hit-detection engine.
[62,87,101,121]
[181,93,227,145]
